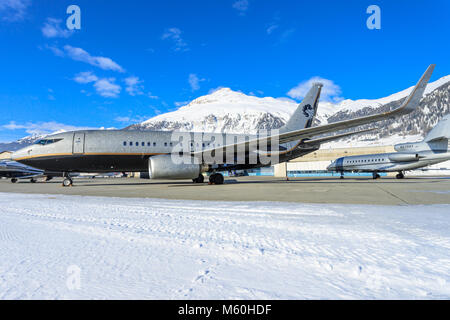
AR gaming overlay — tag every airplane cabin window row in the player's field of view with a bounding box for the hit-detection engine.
[122,141,221,148]
[347,158,385,163]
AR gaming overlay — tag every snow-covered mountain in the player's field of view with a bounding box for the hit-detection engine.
[0,134,46,152]
[127,88,294,134]
[128,75,450,147]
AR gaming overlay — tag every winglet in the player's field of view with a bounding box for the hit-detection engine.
[395,64,435,115]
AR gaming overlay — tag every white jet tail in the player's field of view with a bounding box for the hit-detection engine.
[280,83,322,133]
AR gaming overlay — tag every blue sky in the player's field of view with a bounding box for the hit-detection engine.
[0,0,449,142]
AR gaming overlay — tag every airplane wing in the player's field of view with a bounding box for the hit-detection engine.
[300,128,377,146]
[192,64,435,161]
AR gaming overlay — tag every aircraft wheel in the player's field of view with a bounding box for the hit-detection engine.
[396,173,404,179]
[193,174,204,183]
[11,178,18,183]
[373,173,380,180]
[340,175,344,179]
[62,178,73,187]
[209,173,224,185]
[30,178,36,183]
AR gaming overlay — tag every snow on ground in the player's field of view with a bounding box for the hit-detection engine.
[1,192,450,299]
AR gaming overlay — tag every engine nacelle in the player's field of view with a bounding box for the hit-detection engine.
[388,153,419,162]
[148,154,203,180]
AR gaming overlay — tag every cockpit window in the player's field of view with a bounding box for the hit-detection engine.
[34,139,62,146]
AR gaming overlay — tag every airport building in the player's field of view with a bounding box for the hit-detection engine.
[0,151,12,160]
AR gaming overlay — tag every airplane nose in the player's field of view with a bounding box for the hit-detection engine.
[11,148,27,162]
[327,162,335,171]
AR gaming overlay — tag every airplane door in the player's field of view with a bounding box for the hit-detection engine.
[73,133,85,154]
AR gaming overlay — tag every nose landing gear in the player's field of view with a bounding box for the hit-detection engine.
[396,172,405,179]
[62,172,73,187]
[62,178,73,187]
[372,172,381,179]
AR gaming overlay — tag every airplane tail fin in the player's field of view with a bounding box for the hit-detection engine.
[280,83,322,133]
[396,64,435,116]
[425,114,450,143]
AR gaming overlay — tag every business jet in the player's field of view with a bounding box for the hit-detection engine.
[12,65,435,186]
[327,114,450,179]
[0,160,71,183]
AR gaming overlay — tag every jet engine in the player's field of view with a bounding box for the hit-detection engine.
[147,154,206,179]
[388,153,420,162]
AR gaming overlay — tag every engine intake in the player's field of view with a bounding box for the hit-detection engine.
[148,154,205,180]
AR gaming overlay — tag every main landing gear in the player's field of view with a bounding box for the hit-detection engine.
[209,173,224,185]
[30,178,37,183]
[11,178,18,183]
[396,172,405,179]
[372,172,381,179]
[192,174,204,183]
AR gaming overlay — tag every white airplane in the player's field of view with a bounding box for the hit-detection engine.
[327,114,450,179]
[12,65,435,186]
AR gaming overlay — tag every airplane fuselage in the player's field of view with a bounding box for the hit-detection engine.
[12,130,318,173]
[328,148,450,173]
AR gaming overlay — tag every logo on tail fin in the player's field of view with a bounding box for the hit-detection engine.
[302,104,313,119]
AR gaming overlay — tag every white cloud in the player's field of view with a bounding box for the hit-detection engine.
[287,76,343,102]
[93,78,121,98]
[0,0,31,22]
[124,76,144,96]
[2,121,95,136]
[266,24,278,35]
[161,28,188,52]
[188,73,205,91]
[174,101,190,107]
[63,45,125,72]
[232,0,249,15]
[278,28,295,43]
[73,71,98,84]
[73,72,121,98]
[44,44,64,57]
[41,18,73,38]
[114,115,149,124]
[147,92,159,99]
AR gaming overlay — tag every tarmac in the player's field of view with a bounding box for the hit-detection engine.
[1,175,450,205]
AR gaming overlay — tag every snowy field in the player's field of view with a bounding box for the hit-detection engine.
[1,192,450,300]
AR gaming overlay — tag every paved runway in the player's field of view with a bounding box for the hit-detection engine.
[1,176,450,205]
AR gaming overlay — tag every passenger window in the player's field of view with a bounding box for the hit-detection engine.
[147,142,151,147]
[136,142,139,146]
[164,142,167,147]
[130,141,133,146]
[153,142,156,147]
[142,142,145,146]
[123,141,127,146]
[169,142,173,147]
